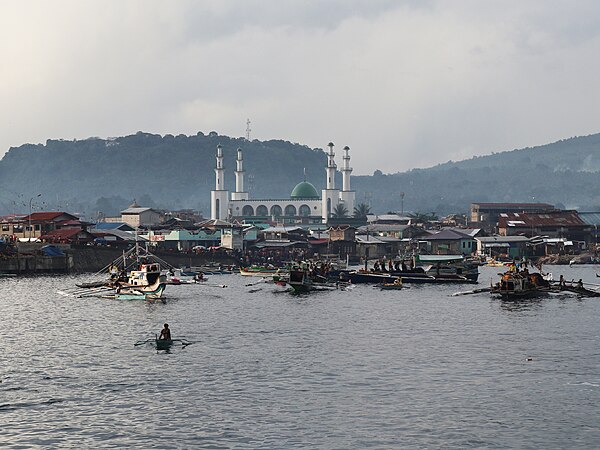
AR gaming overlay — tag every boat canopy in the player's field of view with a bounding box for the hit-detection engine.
[415,255,465,263]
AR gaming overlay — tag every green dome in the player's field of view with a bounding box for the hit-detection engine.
[290,181,320,199]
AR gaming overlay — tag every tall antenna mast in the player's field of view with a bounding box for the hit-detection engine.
[245,118,251,140]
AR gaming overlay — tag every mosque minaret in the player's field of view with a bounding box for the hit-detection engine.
[231,148,248,201]
[340,145,355,215]
[321,142,340,220]
[210,144,229,220]
[210,141,355,223]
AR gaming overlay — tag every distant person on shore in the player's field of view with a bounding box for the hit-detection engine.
[159,323,171,340]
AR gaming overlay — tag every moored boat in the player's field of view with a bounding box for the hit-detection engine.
[287,268,341,293]
[240,266,287,277]
[491,269,551,299]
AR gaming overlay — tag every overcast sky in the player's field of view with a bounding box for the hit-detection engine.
[1,0,600,175]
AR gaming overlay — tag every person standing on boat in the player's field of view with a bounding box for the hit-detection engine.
[159,323,171,340]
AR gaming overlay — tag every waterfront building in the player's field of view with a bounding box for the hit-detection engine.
[497,210,590,244]
[470,202,555,230]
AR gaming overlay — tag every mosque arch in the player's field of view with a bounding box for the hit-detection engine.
[242,205,254,216]
[299,204,311,217]
[327,198,332,217]
[215,199,220,219]
[270,205,283,217]
[284,205,297,216]
[256,205,268,216]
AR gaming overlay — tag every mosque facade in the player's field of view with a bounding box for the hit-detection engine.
[210,142,355,224]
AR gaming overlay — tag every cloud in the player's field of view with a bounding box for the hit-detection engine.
[1,0,600,174]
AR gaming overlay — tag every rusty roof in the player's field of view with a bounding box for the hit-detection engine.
[498,211,585,228]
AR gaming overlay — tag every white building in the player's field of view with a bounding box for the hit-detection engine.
[210,143,355,224]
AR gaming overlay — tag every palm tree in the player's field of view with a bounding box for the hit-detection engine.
[332,203,349,218]
[408,211,438,225]
[353,203,371,219]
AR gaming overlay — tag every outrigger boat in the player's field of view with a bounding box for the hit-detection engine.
[490,269,552,299]
[286,268,341,293]
[342,255,479,284]
[240,266,287,277]
[66,241,170,300]
[134,336,193,350]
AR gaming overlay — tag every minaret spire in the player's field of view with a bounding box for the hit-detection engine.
[340,145,355,214]
[326,142,336,190]
[322,141,340,221]
[211,144,229,220]
[342,145,352,191]
[232,148,248,200]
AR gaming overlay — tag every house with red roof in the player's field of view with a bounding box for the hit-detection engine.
[39,228,95,244]
[1,211,82,241]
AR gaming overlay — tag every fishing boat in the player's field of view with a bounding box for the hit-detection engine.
[342,270,396,284]
[350,255,479,284]
[68,242,169,300]
[490,269,552,299]
[240,266,287,277]
[380,277,403,290]
[134,337,193,350]
[286,268,341,293]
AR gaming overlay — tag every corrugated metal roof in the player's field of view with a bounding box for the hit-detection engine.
[476,236,530,243]
[23,212,77,222]
[498,211,585,228]
[93,222,133,230]
[355,236,386,244]
[472,202,554,209]
[421,229,473,240]
[121,207,153,214]
[578,212,600,226]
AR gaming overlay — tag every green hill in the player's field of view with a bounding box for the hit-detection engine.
[1,131,600,219]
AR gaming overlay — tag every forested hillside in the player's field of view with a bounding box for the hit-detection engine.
[1,131,600,219]
[0,131,328,218]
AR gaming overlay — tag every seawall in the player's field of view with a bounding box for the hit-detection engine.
[0,245,239,274]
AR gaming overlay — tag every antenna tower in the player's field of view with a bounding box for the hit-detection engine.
[245,118,251,140]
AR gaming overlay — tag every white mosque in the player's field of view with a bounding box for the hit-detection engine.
[210,142,355,224]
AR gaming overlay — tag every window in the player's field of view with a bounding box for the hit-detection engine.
[299,205,311,217]
[270,205,282,217]
[284,205,297,216]
[1,224,8,232]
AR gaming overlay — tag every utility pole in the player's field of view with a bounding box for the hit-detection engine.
[400,192,405,215]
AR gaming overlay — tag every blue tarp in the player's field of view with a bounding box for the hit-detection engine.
[41,245,64,257]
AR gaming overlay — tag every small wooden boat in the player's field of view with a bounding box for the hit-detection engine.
[240,266,286,277]
[287,268,340,293]
[155,338,173,350]
[135,337,193,349]
[491,269,552,299]
[380,278,403,290]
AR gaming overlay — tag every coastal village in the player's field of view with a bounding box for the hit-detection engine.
[1,144,599,273]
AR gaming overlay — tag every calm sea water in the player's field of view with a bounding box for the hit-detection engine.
[1,265,600,449]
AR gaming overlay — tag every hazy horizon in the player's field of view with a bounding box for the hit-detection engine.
[2,0,600,175]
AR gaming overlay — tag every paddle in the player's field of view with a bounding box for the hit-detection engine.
[245,277,268,287]
[451,287,492,296]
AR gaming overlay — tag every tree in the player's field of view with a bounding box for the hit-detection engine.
[408,211,438,225]
[332,203,349,218]
[353,203,371,219]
